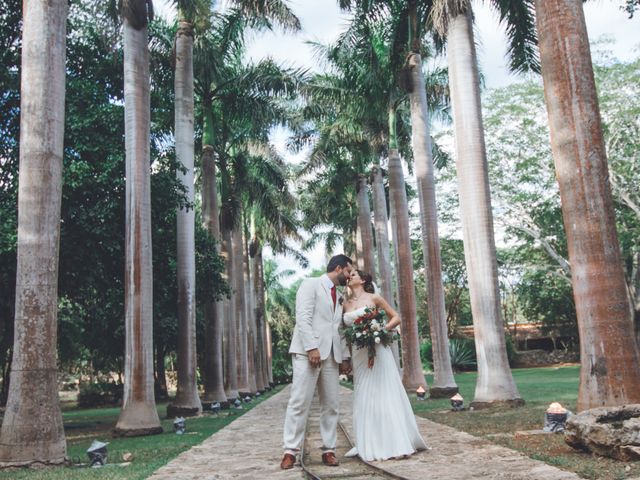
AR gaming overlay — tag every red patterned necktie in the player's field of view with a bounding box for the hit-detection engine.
[331,285,336,309]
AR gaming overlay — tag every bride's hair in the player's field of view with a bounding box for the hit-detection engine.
[357,270,375,294]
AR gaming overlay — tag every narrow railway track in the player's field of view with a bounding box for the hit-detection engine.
[300,400,411,480]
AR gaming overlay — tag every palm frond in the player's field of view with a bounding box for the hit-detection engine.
[487,0,540,74]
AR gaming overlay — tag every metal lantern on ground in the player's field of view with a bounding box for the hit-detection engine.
[243,395,252,404]
[451,393,465,411]
[416,385,427,401]
[543,402,570,433]
[234,398,242,408]
[173,416,186,435]
[87,440,108,467]
[211,402,221,415]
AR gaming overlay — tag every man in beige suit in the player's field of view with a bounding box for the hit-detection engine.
[280,255,353,470]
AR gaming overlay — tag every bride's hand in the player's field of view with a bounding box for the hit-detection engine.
[368,357,374,369]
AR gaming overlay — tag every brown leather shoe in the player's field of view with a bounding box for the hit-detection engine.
[280,453,296,470]
[322,451,339,466]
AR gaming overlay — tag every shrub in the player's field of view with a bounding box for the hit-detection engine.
[78,381,123,407]
[420,340,432,370]
[448,338,477,372]
[505,335,517,367]
[420,337,477,372]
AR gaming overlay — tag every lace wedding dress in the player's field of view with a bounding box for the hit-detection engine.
[343,306,428,461]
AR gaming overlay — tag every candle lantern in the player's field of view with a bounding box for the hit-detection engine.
[543,402,569,433]
[450,393,465,411]
[173,417,186,435]
[416,385,427,400]
[211,402,221,415]
[86,440,108,467]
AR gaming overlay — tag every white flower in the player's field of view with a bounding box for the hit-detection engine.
[356,332,362,338]
[374,331,379,337]
[374,337,381,344]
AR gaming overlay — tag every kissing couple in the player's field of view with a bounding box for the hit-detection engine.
[280,254,427,470]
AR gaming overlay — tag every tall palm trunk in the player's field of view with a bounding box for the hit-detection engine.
[387,107,424,390]
[169,18,201,417]
[0,0,67,465]
[252,243,269,390]
[447,11,522,408]
[535,0,640,410]
[200,114,227,405]
[371,166,394,304]
[233,225,250,395]
[266,322,274,386]
[221,226,238,400]
[355,225,365,269]
[408,52,458,398]
[114,5,163,437]
[356,175,376,278]
[371,165,401,370]
[243,235,258,394]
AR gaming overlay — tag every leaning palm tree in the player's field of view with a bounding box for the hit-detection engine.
[535,0,640,410]
[404,0,459,398]
[340,17,426,390]
[114,0,163,436]
[0,0,68,465]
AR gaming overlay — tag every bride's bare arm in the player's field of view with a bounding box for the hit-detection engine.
[373,294,400,330]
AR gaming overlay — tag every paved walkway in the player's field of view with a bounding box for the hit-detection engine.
[148,385,583,479]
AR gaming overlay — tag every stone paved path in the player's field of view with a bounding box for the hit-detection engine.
[148,385,584,479]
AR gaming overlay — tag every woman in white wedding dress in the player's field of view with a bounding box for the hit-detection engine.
[342,270,428,461]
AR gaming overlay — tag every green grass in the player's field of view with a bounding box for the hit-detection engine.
[0,386,283,480]
[409,366,640,480]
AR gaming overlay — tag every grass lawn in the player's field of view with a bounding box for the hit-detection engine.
[411,366,638,480]
[0,386,283,480]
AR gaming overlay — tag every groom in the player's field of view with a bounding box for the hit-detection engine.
[280,254,353,470]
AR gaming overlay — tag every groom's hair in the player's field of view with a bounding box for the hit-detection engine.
[326,254,353,273]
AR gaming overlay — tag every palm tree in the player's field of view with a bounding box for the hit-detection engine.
[0,0,68,465]
[193,0,300,403]
[370,166,394,302]
[114,0,163,436]
[387,117,425,390]
[200,138,227,405]
[233,222,251,395]
[168,0,208,418]
[370,164,401,370]
[535,0,640,410]
[356,174,376,277]
[431,0,539,407]
[344,13,426,390]
[446,10,521,407]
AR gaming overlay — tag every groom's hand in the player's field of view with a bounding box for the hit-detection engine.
[339,359,352,375]
[307,348,321,368]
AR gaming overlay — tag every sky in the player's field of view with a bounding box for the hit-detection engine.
[156,0,640,279]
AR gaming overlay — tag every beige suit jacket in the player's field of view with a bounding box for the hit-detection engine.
[288,275,348,363]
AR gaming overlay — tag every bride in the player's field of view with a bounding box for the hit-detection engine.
[342,269,428,461]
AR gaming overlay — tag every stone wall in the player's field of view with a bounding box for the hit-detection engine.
[513,349,579,368]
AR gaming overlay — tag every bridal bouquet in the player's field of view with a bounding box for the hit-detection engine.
[343,307,398,359]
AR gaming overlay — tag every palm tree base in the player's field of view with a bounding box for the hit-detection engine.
[201,400,230,410]
[112,426,163,438]
[429,386,459,399]
[470,398,525,410]
[166,404,201,418]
